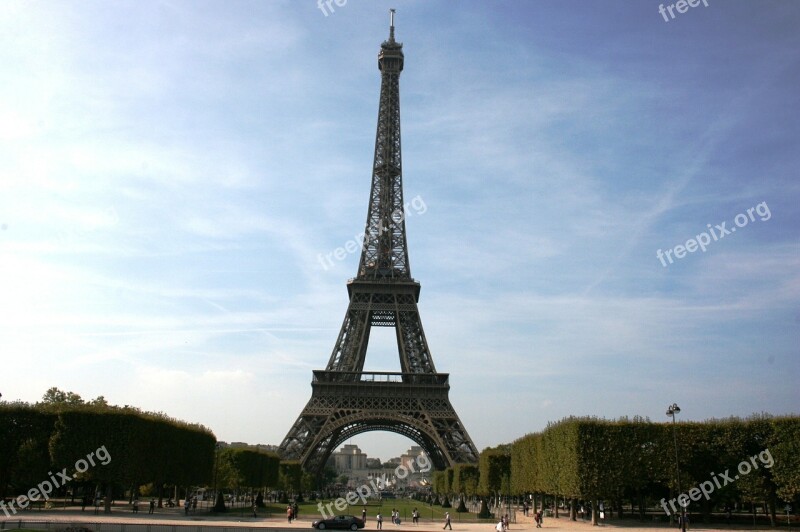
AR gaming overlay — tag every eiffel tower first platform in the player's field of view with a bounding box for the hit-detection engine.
[277,11,479,474]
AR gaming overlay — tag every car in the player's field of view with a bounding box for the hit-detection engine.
[312,515,365,530]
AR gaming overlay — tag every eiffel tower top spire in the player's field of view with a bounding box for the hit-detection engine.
[357,9,409,281]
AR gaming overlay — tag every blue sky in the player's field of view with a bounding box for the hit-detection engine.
[1,0,798,462]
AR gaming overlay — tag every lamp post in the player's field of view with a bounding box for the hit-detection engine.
[666,403,686,532]
[212,443,222,512]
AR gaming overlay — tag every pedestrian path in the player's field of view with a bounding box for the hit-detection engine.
[1,506,778,532]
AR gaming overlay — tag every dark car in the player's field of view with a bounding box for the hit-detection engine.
[312,515,365,530]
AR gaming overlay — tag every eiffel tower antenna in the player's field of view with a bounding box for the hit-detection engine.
[278,11,478,474]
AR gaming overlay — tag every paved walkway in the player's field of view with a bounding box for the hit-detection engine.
[0,508,779,532]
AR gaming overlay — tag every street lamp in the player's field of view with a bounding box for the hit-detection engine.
[666,403,686,532]
[212,443,222,512]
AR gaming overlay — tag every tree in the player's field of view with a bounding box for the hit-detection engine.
[41,387,83,405]
[279,461,303,497]
[88,396,109,407]
[452,464,479,512]
[0,403,55,499]
[432,471,446,500]
[443,467,454,504]
[479,447,510,496]
[771,417,800,503]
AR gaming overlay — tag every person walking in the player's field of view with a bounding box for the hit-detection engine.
[412,508,419,525]
[377,512,383,530]
[252,503,258,518]
[184,498,190,516]
[443,511,452,530]
[362,507,367,523]
[287,505,293,523]
[149,499,155,514]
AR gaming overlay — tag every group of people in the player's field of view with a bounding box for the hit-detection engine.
[183,497,198,515]
[286,502,299,523]
[373,509,404,529]
[495,514,511,532]
[120,497,552,530]
[495,510,541,530]
[130,498,157,514]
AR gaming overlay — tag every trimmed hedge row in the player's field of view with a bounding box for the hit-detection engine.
[0,401,215,505]
[431,415,799,524]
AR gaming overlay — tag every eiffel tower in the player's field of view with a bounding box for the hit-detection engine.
[278,11,479,474]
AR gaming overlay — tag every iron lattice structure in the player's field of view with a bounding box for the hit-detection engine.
[278,12,479,474]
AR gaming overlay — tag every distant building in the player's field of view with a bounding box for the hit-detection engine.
[330,446,428,489]
[333,444,368,471]
[216,441,279,453]
[400,445,426,470]
[254,444,280,453]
